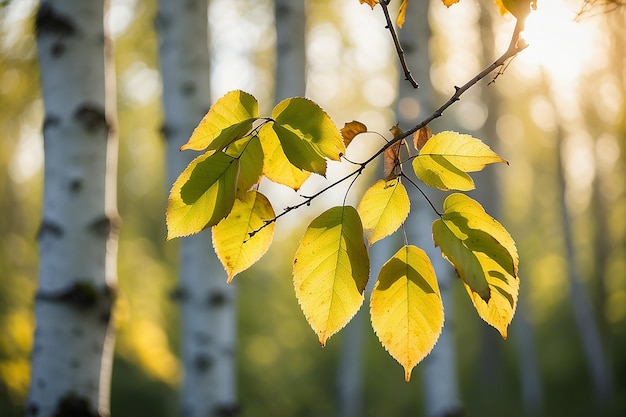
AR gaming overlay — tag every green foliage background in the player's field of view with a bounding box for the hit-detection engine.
[1,0,625,416]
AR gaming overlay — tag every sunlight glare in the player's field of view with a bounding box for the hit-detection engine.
[519,1,600,83]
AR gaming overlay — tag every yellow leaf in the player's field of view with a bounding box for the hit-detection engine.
[413,125,432,151]
[370,245,444,381]
[464,253,519,339]
[166,152,239,239]
[258,123,311,191]
[495,0,537,19]
[359,0,379,9]
[181,90,258,152]
[441,0,460,7]
[293,206,370,346]
[397,0,409,28]
[272,97,345,171]
[433,193,519,336]
[357,177,410,246]
[341,120,368,148]
[412,131,507,191]
[224,135,264,193]
[213,190,275,282]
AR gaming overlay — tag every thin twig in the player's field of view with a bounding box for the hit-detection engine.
[380,0,419,89]
[250,23,527,238]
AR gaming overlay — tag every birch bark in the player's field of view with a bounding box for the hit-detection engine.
[27,1,118,416]
[398,1,463,416]
[156,1,238,416]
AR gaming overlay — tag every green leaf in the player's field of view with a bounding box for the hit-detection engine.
[357,177,410,246]
[271,97,345,176]
[293,206,370,346]
[258,123,311,191]
[432,193,519,337]
[273,123,327,175]
[166,151,239,239]
[181,90,259,152]
[213,190,275,282]
[412,131,507,191]
[225,135,264,193]
[370,245,444,382]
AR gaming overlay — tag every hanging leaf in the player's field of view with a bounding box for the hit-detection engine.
[341,120,368,149]
[181,90,259,152]
[224,135,264,193]
[397,0,409,27]
[213,190,275,282]
[432,193,519,337]
[496,0,537,18]
[258,123,311,191]
[413,125,432,151]
[272,97,345,176]
[464,252,519,339]
[357,177,410,246]
[412,131,507,191]
[370,245,444,381]
[167,152,239,239]
[293,206,370,346]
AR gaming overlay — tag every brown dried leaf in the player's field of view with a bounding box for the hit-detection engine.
[413,125,432,151]
[341,120,368,149]
[384,125,403,178]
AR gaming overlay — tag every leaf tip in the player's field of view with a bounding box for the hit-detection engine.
[404,368,413,382]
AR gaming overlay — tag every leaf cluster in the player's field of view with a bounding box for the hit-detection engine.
[165,0,535,380]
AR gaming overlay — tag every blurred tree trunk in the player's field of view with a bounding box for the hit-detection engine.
[475,3,543,415]
[27,1,119,416]
[156,1,238,416]
[554,124,613,408]
[399,2,463,416]
[274,0,306,101]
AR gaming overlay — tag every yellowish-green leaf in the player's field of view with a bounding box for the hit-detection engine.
[357,177,410,246]
[167,152,239,239]
[181,90,259,152]
[464,252,519,339]
[341,120,368,148]
[441,193,518,276]
[433,192,519,324]
[213,190,275,282]
[272,97,345,175]
[412,131,507,191]
[225,135,264,193]
[433,219,490,301]
[273,123,328,175]
[258,123,310,191]
[293,206,370,346]
[370,245,443,381]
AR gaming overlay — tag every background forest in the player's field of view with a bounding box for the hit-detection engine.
[1,0,625,416]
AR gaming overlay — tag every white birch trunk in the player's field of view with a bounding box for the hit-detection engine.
[28,1,118,416]
[399,1,463,416]
[274,0,306,101]
[156,1,238,416]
